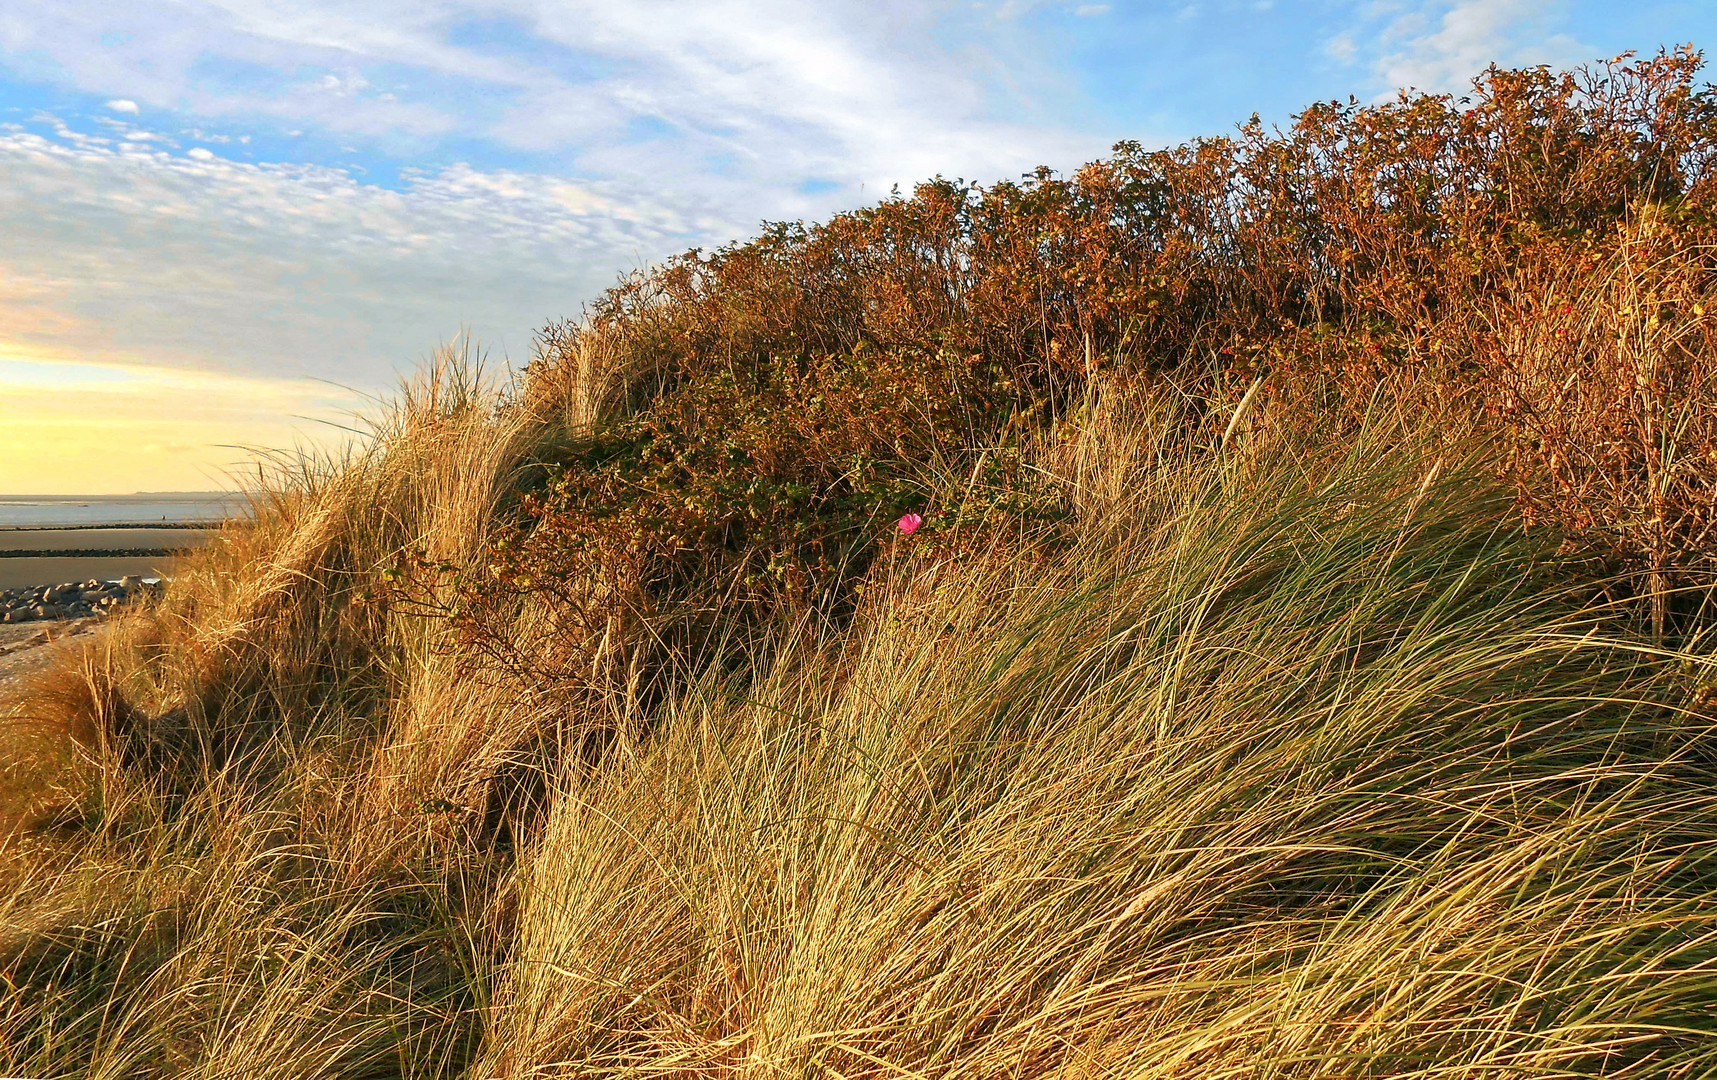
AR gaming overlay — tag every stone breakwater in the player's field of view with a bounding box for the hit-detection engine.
[1,577,162,623]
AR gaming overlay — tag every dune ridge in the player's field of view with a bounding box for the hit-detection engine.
[0,51,1713,1079]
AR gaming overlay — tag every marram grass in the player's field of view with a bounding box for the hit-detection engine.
[481,430,1717,1078]
[10,50,1717,1071]
[4,374,1709,1079]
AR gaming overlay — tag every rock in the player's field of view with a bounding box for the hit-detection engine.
[0,577,165,625]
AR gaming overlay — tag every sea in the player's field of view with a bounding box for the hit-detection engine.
[0,493,243,529]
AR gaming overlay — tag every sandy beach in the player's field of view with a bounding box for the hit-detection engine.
[0,557,186,590]
[0,527,214,553]
[0,527,214,589]
[0,531,199,688]
[0,617,106,697]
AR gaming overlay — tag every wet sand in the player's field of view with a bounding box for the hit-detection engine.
[0,527,214,554]
[0,528,213,590]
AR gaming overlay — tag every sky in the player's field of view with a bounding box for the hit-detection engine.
[2,1,1713,494]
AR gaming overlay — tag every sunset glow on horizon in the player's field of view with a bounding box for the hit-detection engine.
[0,348,363,494]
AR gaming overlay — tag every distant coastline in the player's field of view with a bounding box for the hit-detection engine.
[0,493,241,529]
[0,523,222,532]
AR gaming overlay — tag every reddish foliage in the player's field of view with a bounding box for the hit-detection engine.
[456,48,1717,675]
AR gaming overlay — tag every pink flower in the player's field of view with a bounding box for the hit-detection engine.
[898,513,924,536]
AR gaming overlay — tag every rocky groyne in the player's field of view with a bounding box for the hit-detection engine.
[1,577,161,623]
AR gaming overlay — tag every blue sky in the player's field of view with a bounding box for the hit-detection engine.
[1,0,1713,491]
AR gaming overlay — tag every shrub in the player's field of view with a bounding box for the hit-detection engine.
[491,47,1717,642]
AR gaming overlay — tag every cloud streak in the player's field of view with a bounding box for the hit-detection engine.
[3,1,1100,196]
[1364,1,1595,96]
[0,119,719,384]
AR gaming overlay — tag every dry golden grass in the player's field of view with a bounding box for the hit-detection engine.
[0,350,1709,1078]
[1,51,1716,1076]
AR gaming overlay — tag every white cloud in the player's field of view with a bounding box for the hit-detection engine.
[0,1,1099,201]
[992,1,1042,20]
[1074,4,1111,15]
[1370,0,1594,95]
[105,98,139,114]
[0,125,721,394]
